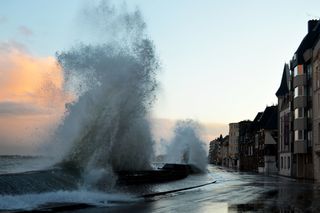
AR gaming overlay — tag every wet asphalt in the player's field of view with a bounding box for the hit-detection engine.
[58,165,320,213]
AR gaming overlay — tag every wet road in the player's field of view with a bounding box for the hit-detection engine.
[63,165,320,213]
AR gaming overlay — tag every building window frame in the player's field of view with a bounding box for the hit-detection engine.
[294,130,305,141]
[294,86,306,98]
[307,64,312,80]
[294,108,304,119]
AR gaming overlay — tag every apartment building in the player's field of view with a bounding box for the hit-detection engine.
[289,20,320,179]
[221,136,229,167]
[312,26,320,181]
[208,135,225,165]
[276,64,293,177]
[256,106,278,174]
[238,120,255,171]
[228,123,240,168]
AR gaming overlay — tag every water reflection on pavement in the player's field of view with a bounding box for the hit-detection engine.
[66,165,320,212]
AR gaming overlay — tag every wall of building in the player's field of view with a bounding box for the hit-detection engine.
[279,108,292,176]
[313,38,320,181]
[279,153,292,176]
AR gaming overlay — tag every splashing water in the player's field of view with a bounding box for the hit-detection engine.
[44,0,159,189]
[165,120,208,172]
[0,1,210,211]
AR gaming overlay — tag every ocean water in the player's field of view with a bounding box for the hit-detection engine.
[0,155,137,211]
[0,155,53,174]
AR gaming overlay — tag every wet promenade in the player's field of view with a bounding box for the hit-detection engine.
[60,165,320,212]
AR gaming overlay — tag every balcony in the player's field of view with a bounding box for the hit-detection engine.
[293,74,307,88]
[294,118,307,130]
[294,96,307,109]
[294,140,307,154]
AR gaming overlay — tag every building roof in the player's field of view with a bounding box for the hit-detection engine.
[250,112,263,131]
[295,19,320,64]
[276,63,290,97]
[253,112,263,123]
[258,106,278,130]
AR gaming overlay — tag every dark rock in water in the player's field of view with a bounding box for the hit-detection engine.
[116,163,194,185]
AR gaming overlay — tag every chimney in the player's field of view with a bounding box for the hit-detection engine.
[308,19,319,32]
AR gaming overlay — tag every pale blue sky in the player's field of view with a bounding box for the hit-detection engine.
[1,0,320,124]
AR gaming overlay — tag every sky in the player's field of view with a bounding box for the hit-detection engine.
[0,0,320,152]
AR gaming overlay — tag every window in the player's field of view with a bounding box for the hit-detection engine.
[295,130,305,141]
[307,64,312,80]
[307,109,312,118]
[316,66,320,89]
[308,131,313,147]
[284,114,289,146]
[294,86,305,98]
[294,64,304,76]
[294,108,304,119]
[308,131,312,141]
[281,157,283,169]
[318,123,320,145]
[288,157,291,169]
[284,157,287,169]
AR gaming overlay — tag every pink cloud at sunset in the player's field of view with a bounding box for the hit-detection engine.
[0,42,71,154]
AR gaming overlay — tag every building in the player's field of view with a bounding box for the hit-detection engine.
[274,19,320,180]
[221,135,229,167]
[256,106,278,174]
[239,114,266,172]
[208,135,224,165]
[238,120,255,171]
[236,106,278,174]
[208,135,229,166]
[289,20,320,179]
[312,22,320,181]
[228,123,240,168]
[276,64,293,177]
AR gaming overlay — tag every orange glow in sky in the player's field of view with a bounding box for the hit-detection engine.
[0,44,71,154]
[0,45,67,108]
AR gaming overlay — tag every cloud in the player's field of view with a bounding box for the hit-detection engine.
[0,42,72,154]
[0,41,70,111]
[0,101,49,116]
[18,25,33,36]
[0,40,28,53]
